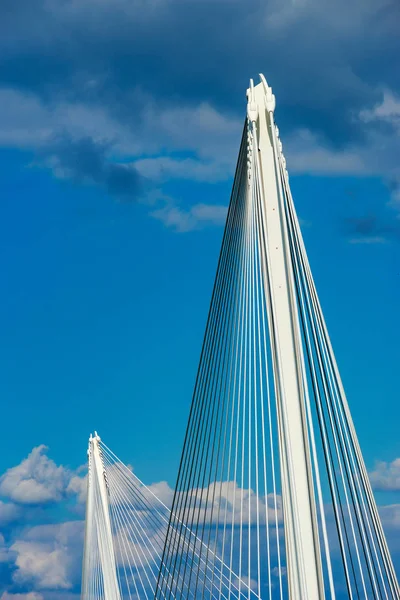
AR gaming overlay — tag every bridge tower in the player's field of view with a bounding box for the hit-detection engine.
[81,434,121,600]
[246,77,324,599]
[154,75,400,600]
[81,76,400,600]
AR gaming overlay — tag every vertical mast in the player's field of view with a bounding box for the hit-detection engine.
[247,77,324,599]
[81,437,94,600]
[82,433,121,600]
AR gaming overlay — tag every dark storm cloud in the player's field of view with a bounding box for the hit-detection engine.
[0,0,399,146]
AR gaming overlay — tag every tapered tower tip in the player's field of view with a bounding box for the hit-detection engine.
[259,73,267,86]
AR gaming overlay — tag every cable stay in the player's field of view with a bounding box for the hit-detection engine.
[152,76,400,600]
[81,434,258,600]
[81,75,399,600]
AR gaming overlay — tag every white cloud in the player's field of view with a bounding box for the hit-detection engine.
[173,481,283,526]
[0,0,398,243]
[11,540,72,590]
[0,89,136,152]
[146,480,174,507]
[2,440,397,600]
[1,82,400,233]
[379,504,400,529]
[0,445,86,508]
[0,446,70,505]
[369,458,400,491]
[0,532,15,564]
[151,202,227,232]
[360,90,400,124]
[348,236,387,245]
[0,500,20,525]
[191,204,228,225]
[118,476,282,526]
[66,474,87,505]
[0,593,44,600]
[379,504,400,553]
[284,129,366,176]
[134,156,230,183]
[11,521,84,591]
[147,102,241,163]
[282,96,400,213]
[0,88,238,168]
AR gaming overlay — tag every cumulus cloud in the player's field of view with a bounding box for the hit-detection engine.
[0,442,398,600]
[0,446,71,505]
[12,540,70,589]
[0,532,15,564]
[146,480,174,507]
[66,474,87,506]
[126,477,283,525]
[0,446,87,598]
[0,501,20,526]
[175,481,283,526]
[11,522,84,591]
[370,458,400,491]
[0,445,86,510]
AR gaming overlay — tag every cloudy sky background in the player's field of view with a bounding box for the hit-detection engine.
[0,0,399,597]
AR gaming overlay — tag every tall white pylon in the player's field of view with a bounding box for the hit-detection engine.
[81,76,399,600]
[154,74,399,600]
[81,434,121,600]
[247,77,324,599]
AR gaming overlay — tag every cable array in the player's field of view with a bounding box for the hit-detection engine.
[82,77,399,600]
[82,437,170,600]
[280,145,399,599]
[154,122,289,600]
[153,83,399,599]
[82,437,256,600]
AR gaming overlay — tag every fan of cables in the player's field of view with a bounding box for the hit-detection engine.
[153,102,399,600]
[82,435,258,600]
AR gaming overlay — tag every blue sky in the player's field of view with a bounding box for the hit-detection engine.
[0,0,399,597]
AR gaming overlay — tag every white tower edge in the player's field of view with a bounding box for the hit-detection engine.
[81,437,94,600]
[247,76,324,599]
[82,433,122,600]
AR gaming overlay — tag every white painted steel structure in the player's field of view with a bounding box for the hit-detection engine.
[82,435,121,600]
[81,435,257,600]
[247,78,324,599]
[82,76,399,600]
